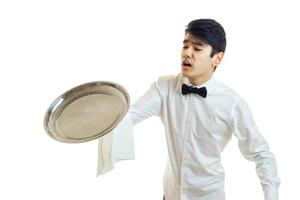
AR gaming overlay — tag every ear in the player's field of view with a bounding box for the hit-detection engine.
[212,52,224,67]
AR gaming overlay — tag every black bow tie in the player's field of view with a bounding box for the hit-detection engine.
[181,84,207,98]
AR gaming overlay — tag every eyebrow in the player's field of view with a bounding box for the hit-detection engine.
[183,39,205,46]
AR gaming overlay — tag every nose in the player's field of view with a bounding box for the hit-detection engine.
[182,46,192,58]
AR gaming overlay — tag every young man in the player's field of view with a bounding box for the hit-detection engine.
[97,19,280,200]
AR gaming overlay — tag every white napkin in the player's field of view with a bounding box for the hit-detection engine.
[97,114,135,176]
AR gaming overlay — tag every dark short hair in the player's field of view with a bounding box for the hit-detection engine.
[185,19,226,57]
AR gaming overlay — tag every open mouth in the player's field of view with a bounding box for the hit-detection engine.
[182,60,192,67]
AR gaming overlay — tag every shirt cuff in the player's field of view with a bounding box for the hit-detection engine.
[264,187,279,200]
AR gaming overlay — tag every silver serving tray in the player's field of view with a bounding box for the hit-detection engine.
[44,81,130,143]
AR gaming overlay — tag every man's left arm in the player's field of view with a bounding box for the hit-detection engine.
[230,98,281,200]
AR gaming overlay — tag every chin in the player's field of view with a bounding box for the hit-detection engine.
[181,70,192,78]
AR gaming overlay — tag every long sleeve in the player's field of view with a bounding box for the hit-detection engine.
[230,98,280,200]
[97,79,163,176]
[127,80,163,125]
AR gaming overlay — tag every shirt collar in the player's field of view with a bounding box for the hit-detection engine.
[178,73,216,96]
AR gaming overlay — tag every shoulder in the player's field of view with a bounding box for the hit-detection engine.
[214,80,253,114]
[212,79,253,114]
[214,80,243,103]
[157,74,178,83]
[152,74,179,95]
[155,74,179,88]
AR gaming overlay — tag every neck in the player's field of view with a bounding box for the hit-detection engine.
[188,73,213,86]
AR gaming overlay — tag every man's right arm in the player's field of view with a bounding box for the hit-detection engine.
[127,80,163,125]
[97,78,164,176]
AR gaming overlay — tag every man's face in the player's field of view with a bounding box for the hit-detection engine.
[181,33,222,85]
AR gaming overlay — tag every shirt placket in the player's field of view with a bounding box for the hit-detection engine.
[180,95,192,200]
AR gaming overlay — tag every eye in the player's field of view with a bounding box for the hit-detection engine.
[182,46,188,49]
[194,48,202,51]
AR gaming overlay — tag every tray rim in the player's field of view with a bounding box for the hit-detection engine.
[43,81,130,143]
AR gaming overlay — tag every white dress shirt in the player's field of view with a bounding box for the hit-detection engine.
[97,73,280,200]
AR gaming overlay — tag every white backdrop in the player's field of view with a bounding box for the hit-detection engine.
[1,0,299,199]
